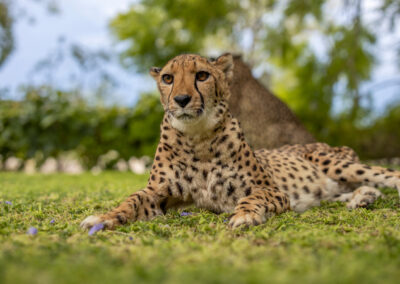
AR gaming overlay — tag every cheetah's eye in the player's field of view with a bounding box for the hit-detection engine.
[162,74,174,84]
[196,71,209,82]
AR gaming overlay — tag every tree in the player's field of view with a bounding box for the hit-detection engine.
[0,0,14,68]
[110,0,237,72]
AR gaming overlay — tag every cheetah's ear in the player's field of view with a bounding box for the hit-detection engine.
[212,53,234,81]
[150,67,161,79]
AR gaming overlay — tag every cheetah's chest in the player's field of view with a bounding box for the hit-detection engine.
[177,164,245,213]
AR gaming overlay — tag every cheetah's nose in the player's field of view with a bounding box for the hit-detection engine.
[174,95,191,108]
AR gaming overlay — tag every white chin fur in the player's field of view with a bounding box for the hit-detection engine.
[170,108,219,135]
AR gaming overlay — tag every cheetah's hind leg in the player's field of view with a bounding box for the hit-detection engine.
[312,157,400,198]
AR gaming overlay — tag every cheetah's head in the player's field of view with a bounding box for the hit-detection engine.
[150,53,233,134]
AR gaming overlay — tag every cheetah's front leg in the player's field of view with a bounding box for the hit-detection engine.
[81,187,166,230]
[229,188,290,229]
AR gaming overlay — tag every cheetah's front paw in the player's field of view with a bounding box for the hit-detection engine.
[228,211,264,229]
[80,215,115,230]
[80,215,103,230]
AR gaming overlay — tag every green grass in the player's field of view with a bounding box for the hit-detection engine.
[1,172,400,284]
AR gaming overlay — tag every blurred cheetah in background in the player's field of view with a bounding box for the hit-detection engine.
[81,53,400,230]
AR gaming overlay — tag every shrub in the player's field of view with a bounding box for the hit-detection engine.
[0,86,164,167]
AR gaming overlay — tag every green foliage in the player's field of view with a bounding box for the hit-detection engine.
[110,0,238,71]
[0,86,164,166]
[273,22,376,137]
[380,0,400,68]
[1,172,400,283]
[0,0,14,68]
[344,103,400,159]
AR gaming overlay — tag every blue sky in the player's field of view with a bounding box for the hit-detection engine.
[0,0,152,105]
[0,0,399,111]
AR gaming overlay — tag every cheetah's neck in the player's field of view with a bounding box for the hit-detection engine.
[160,109,249,163]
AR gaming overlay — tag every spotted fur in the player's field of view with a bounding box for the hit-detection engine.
[81,53,400,230]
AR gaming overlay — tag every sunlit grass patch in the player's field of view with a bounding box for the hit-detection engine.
[0,172,399,284]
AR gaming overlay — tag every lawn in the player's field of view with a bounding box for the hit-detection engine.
[1,171,400,284]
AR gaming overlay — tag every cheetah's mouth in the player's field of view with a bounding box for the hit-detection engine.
[173,109,203,121]
[177,113,194,120]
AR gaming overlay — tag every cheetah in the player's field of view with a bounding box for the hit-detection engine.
[81,53,400,230]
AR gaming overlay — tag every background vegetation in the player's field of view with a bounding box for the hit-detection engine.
[0,87,163,167]
[1,0,400,166]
